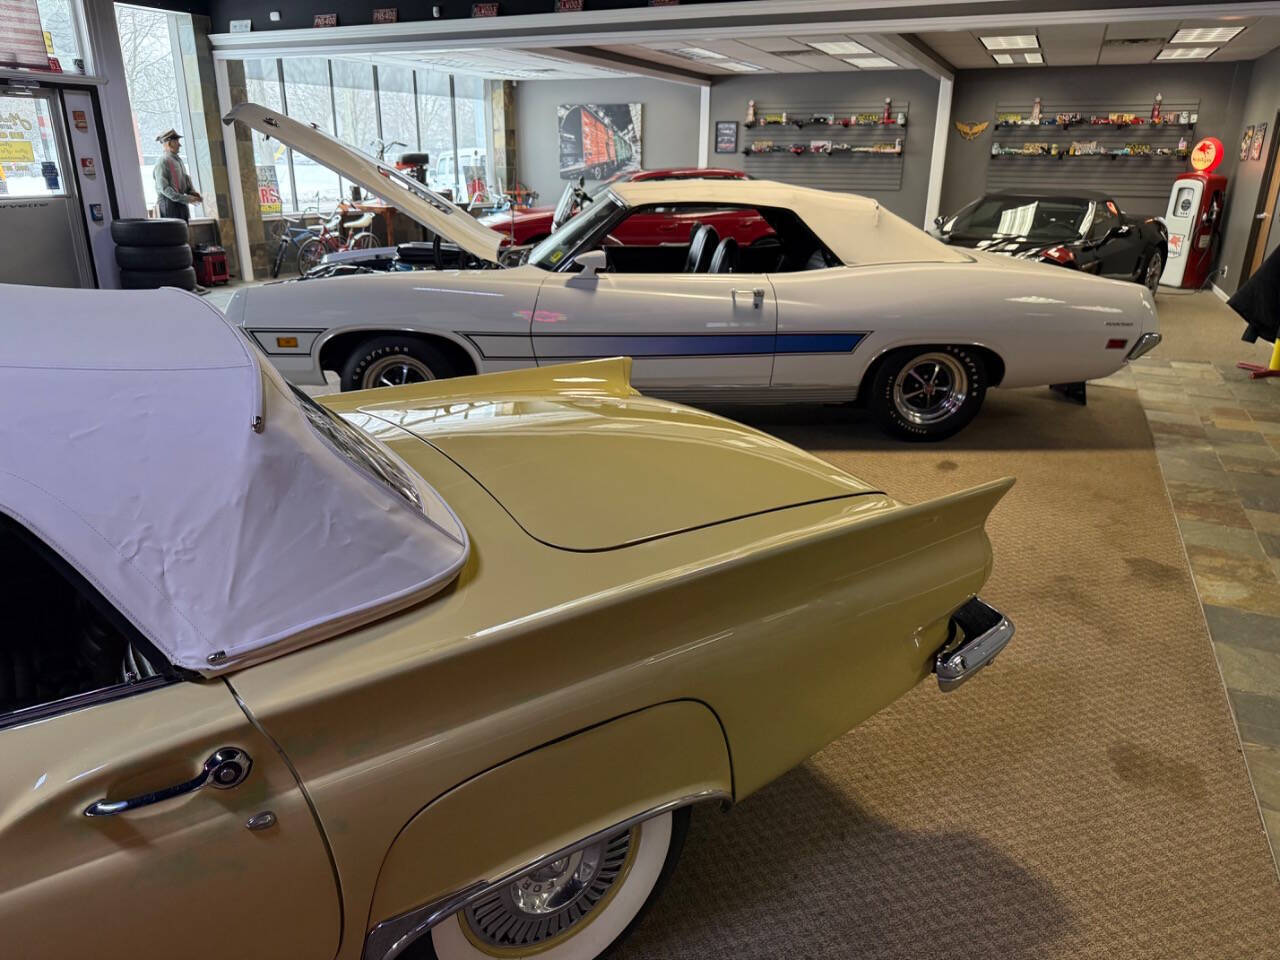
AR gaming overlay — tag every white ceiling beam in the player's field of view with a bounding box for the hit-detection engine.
[535,46,710,85]
[211,2,1280,56]
[856,32,955,79]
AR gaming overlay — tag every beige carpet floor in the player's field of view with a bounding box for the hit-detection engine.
[615,384,1280,959]
[1152,290,1275,369]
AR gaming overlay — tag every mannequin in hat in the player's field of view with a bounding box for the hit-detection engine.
[153,130,202,221]
[153,130,207,293]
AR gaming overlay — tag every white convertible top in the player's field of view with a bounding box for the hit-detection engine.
[0,284,467,675]
[610,179,970,267]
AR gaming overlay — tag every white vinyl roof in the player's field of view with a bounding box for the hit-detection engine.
[610,179,970,267]
[0,284,467,675]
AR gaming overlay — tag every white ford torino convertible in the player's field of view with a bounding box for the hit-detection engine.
[226,103,1161,440]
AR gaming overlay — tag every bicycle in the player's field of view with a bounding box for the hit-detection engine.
[270,214,319,278]
[293,205,378,275]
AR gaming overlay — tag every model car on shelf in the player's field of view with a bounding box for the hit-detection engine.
[933,191,1169,294]
[1,282,1015,960]
[225,102,1162,441]
[478,167,760,247]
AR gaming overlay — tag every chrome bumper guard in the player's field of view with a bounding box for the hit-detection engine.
[1126,331,1162,361]
[934,597,1014,692]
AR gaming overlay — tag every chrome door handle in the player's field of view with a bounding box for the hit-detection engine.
[1258,213,1270,219]
[733,288,765,309]
[84,747,252,817]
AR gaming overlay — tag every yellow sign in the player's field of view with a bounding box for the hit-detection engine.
[43,30,54,55]
[0,141,36,163]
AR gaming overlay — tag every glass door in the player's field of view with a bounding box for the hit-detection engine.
[0,85,94,287]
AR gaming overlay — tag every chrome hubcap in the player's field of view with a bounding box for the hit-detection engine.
[892,352,968,425]
[362,355,433,389]
[1145,254,1162,293]
[463,829,633,949]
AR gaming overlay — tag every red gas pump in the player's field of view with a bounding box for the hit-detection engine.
[1159,137,1227,289]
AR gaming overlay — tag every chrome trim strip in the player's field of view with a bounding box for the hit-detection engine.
[935,596,1015,692]
[362,789,731,960]
[1126,331,1162,361]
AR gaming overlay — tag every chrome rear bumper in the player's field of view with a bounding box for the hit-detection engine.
[1126,331,1162,361]
[934,597,1014,692]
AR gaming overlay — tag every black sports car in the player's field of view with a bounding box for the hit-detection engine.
[933,192,1168,294]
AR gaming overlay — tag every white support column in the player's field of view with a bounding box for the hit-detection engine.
[923,75,952,229]
[697,85,711,168]
[214,58,255,282]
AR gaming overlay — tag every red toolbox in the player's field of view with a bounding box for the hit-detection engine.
[193,244,229,286]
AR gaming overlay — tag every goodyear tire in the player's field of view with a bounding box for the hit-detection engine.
[408,808,690,960]
[110,218,189,246]
[340,335,459,391]
[114,244,192,271]
[119,266,198,291]
[869,345,987,441]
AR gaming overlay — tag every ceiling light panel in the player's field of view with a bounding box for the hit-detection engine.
[846,56,896,68]
[1023,51,1043,63]
[807,40,871,55]
[1156,45,1217,59]
[980,34,1038,50]
[992,53,1015,64]
[675,46,725,59]
[1170,26,1244,43]
[719,60,762,72]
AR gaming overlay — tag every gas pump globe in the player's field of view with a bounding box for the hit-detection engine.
[1160,136,1227,289]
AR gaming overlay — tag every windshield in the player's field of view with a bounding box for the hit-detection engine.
[943,197,1091,242]
[287,382,426,516]
[527,194,625,270]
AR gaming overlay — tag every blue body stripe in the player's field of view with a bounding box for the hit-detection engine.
[530,333,864,358]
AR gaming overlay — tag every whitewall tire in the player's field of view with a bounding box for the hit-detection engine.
[414,809,687,960]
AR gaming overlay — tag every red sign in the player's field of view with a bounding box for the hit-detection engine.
[555,0,584,10]
[372,7,397,21]
[312,13,337,27]
[471,2,499,15]
[72,109,88,132]
[1189,136,1224,173]
[259,183,280,210]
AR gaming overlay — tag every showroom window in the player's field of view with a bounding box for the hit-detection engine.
[113,3,215,216]
[227,57,493,212]
[281,57,342,209]
[34,0,84,70]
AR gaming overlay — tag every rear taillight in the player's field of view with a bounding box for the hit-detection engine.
[1040,245,1076,265]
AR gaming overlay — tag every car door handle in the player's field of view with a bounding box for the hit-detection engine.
[733,288,765,309]
[1258,213,1270,219]
[83,747,253,817]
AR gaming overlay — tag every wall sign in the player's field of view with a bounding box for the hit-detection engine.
[372,7,398,22]
[955,120,989,140]
[72,109,88,131]
[555,0,584,10]
[1190,137,1224,173]
[41,160,59,190]
[79,157,96,178]
[471,2,499,15]
[229,18,252,32]
[714,120,737,154]
[1250,123,1267,162]
[1240,125,1255,161]
[312,13,337,27]
[257,164,282,215]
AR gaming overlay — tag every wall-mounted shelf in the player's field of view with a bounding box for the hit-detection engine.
[743,101,909,192]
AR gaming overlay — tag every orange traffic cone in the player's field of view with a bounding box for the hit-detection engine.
[1238,339,1280,379]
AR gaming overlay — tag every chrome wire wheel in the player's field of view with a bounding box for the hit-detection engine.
[1144,251,1163,294]
[361,355,434,389]
[892,352,969,426]
[461,828,636,952]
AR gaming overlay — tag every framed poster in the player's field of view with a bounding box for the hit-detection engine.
[1241,125,1255,160]
[557,103,641,180]
[1250,122,1267,161]
[715,120,738,154]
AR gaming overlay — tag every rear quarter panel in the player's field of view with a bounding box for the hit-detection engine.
[771,258,1156,391]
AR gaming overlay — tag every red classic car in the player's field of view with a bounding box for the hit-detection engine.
[479,168,775,248]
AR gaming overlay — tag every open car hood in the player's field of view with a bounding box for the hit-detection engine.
[223,102,504,264]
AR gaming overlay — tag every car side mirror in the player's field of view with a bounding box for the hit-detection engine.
[573,249,608,278]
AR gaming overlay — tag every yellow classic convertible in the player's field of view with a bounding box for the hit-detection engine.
[0,284,1013,960]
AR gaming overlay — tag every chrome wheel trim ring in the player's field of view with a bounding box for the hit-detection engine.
[461,827,635,951]
[1145,252,1162,293]
[361,354,434,389]
[892,352,969,426]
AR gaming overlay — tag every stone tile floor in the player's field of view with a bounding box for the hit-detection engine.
[1101,343,1280,867]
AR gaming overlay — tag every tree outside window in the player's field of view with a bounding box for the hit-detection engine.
[282,57,341,209]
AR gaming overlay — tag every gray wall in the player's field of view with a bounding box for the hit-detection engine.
[1219,46,1280,293]
[515,78,702,206]
[708,71,940,226]
[940,62,1253,221]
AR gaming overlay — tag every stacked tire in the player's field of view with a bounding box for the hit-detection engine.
[111,218,197,291]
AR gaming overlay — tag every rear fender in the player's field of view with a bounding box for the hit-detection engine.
[363,700,731,956]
